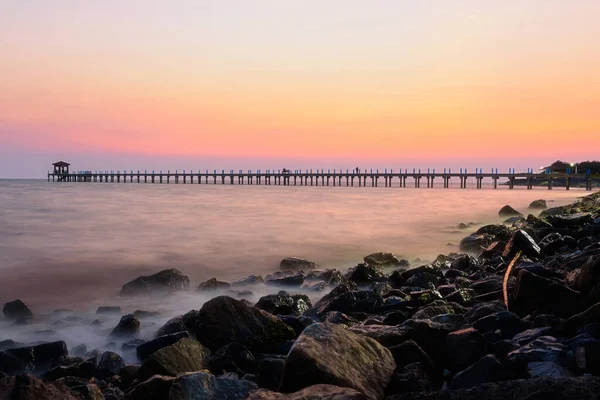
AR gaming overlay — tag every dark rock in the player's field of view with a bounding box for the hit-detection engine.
[512,269,584,318]
[346,263,384,284]
[2,341,68,375]
[2,299,33,320]
[460,234,494,253]
[512,327,555,346]
[190,296,295,352]
[539,233,577,257]
[232,275,264,286]
[451,255,480,272]
[266,273,305,287]
[401,264,443,281]
[309,286,383,317]
[137,337,211,382]
[121,339,145,355]
[156,315,190,337]
[248,384,367,399]
[110,314,140,338]
[387,340,436,376]
[472,312,528,339]
[412,301,455,320]
[98,351,125,374]
[405,273,440,289]
[502,229,541,259]
[280,322,395,400]
[103,387,125,400]
[445,288,475,304]
[120,268,190,296]
[532,314,564,330]
[382,311,411,326]
[168,371,258,400]
[280,257,317,271]
[197,277,231,291]
[444,269,468,280]
[470,276,505,295]
[0,340,25,351]
[529,199,548,210]
[132,310,161,319]
[314,269,344,286]
[304,281,327,291]
[122,375,174,400]
[278,315,314,337]
[547,212,594,229]
[255,291,311,316]
[445,328,492,372]
[386,362,433,395]
[96,306,121,315]
[450,355,505,389]
[573,256,600,304]
[363,252,400,267]
[136,331,189,361]
[566,302,600,334]
[322,311,358,326]
[499,205,522,217]
[0,374,78,399]
[209,342,256,375]
[257,357,285,391]
[41,360,98,381]
[70,383,104,399]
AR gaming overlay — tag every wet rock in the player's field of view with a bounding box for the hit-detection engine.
[120,268,190,296]
[446,328,492,372]
[103,387,125,400]
[197,277,231,291]
[445,288,475,304]
[280,257,317,271]
[2,299,33,321]
[499,205,522,218]
[255,291,311,316]
[122,374,174,400]
[0,374,78,399]
[547,212,594,229]
[42,360,98,381]
[322,311,358,326]
[278,315,314,337]
[190,296,295,352]
[70,383,104,400]
[96,306,121,315]
[232,275,265,286]
[314,269,344,286]
[0,340,25,351]
[512,327,555,346]
[472,312,528,339]
[346,263,385,284]
[309,287,383,317]
[1,341,68,375]
[573,256,600,304]
[265,273,305,287]
[529,199,548,210]
[169,371,258,400]
[257,357,285,391]
[507,336,566,366]
[304,281,327,291]
[512,269,583,318]
[281,322,395,400]
[412,301,455,320]
[401,264,444,281]
[156,314,192,337]
[387,340,436,376]
[110,314,140,338]
[136,331,190,362]
[382,311,411,326]
[460,234,494,253]
[137,337,211,382]
[363,252,400,267]
[532,314,564,330]
[450,355,505,389]
[387,362,434,395]
[248,384,367,400]
[539,233,578,257]
[451,255,480,272]
[98,351,125,374]
[566,302,600,334]
[405,273,440,289]
[209,342,256,375]
[502,229,541,259]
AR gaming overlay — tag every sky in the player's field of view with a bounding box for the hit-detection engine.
[1,1,599,177]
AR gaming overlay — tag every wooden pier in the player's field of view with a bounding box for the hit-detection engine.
[48,162,595,190]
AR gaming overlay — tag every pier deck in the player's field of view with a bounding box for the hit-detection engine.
[47,168,595,190]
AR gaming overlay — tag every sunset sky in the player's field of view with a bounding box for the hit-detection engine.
[1,1,599,177]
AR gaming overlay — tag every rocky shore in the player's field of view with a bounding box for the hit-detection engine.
[1,192,600,399]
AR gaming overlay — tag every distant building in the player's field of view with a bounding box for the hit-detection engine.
[52,161,70,174]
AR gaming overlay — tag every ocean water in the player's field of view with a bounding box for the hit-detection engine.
[0,179,587,356]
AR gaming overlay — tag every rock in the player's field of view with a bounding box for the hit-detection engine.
[41,360,98,381]
[450,355,505,389]
[472,312,528,339]
[386,362,433,395]
[405,273,440,289]
[315,269,344,286]
[280,257,317,271]
[309,286,383,317]
[190,296,296,352]
[122,374,174,400]
[96,306,121,315]
[445,328,492,372]
[266,273,305,287]
[507,336,565,365]
[169,371,258,400]
[197,277,231,291]
[499,205,522,218]
[412,301,455,320]
[512,269,584,318]
[156,315,191,337]
[459,234,494,253]
[363,252,400,267]
[281,322,395,400]
[248,384,367,400]
[539,233,578,257]
[257,357,285,390]
[346,263,384,284]
[1,341,68,375]
[136,331,190,361]
[132,310,161,319]
[2,299,33,320]
[451,255,480,272]
[322,311,358,325]
[502,229,541,259]
[209,342,256,375]
[566,302,600,333]
[232,275,264,286]
[445,288,474,304]
[0,374,78,399]
[304,281,327,291]
[70,384,104,400]
[547,212,595,229]
[529,199,548,210]
[382,311,411,326]
[512,327,555,346]
[0,340,25,351]
[401,264,444,280]
[120,268,190,296]
[255,291,311,316]
[110,314,140,338]
[98,351,125,374]
[103,387,125,400]
[137,338,211,382]
[278,315,314,337]
[574,256,600,304]
[387,340,436,376]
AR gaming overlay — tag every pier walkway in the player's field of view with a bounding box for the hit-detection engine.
[48,166,595,190]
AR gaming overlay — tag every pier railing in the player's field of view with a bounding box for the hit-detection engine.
[47,168,595,190]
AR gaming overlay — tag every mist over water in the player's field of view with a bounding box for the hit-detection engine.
[0,179,585,358]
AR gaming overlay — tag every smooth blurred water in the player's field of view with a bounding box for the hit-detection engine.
[0,179,584,311]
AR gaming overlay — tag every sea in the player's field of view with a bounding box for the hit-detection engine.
[0,179,586,357]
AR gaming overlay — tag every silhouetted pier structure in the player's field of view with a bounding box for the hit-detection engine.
[48,163,595,191]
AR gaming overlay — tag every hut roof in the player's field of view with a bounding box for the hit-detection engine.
[52,161,71,167]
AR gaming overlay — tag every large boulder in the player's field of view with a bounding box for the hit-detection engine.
[363,252,401,267]
[2,299,33,321]
[197,278,231,291]
[498,205,522,218]
[280,257,317,271]
[110,314,140,338]
[255,292,311,316]
[136,331,190,362]
[190,296,295,352]
[281,322,395,400]
[0,374,78,399]
[169,371,257,400]
[137,338,211,382]
[308,286,383,317]
[502,230,541,259]
[346,264,385,284]
[1,341,68,375]
[528,199,548,210]
[120,268,190,296]
[209,342,256,375]
[459,234,494,253]
[98,351,125,374]
[248,384,367,399]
